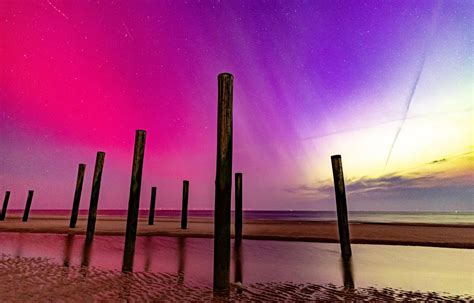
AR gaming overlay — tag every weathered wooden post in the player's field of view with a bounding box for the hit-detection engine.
[70,163,86,228]
[213,72,233,290]
[331,155,352,258]
[122,130,146,272]
[235,173,243,245]
[22,190,34,222]
[86,152,105,240]
[0,191,10,221]
[181,180,189,229]
[148,187,157,225]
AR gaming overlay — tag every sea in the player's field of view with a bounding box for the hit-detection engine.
[6,209,474,225]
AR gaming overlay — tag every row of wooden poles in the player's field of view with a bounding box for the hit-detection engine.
[0,73,352,290]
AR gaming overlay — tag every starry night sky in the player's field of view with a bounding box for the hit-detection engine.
[1,0,472,211]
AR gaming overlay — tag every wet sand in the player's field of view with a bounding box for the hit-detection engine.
[0,254,471,302]
[0,215,473,248]
[1,232,473,300]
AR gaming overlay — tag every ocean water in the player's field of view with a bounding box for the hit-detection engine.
[7,209,474,224]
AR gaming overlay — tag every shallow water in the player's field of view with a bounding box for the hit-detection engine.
[0,232,472,300]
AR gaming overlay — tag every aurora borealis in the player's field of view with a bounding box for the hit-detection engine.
[1,0,472,211]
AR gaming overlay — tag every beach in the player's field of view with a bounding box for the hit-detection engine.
[0,232,473,301]
[0,214,473,249]
[0,214,473,301]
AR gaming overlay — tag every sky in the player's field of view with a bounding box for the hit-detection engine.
[0,0,472,211]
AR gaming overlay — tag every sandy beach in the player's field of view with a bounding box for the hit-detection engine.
[0,214,473,249]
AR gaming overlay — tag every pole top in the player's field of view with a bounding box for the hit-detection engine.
[183,180,189,184]
[331,154,342,159]
[236,172,242,176]
[28,190,34,193]
[97,151,106,155]
[136,129,146,134]
[218,72,233,79]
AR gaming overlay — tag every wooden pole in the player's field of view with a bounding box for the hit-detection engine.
[181,180,189,229]
[86,152,105,240]
[331,155,352,258]
[148,187,157,225]
[0,191,10,221]
[22,190,34,222]
[235,173,243,245]
[213,72,233,290]
[122,130,146,272]
[70,163,86,228]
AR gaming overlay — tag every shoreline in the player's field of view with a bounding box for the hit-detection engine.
[0,215,473,249]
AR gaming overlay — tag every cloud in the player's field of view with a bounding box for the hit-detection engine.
[284,154,473,205]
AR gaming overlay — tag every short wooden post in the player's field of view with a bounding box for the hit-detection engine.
[331,155,352,258]
[148,187,157,225]
[213,72,233,290]
[22,190,34,222]
[122,130,146,272]
[235,173,243,245]
[86,152,105,240]
[0,191,10,221]
[181,181,189,229]
[70,163,86,228]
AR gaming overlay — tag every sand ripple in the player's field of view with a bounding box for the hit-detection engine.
[0,254,471,302]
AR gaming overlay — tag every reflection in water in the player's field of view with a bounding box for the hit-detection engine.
[144,236,153,272]
[63,234,75,267]
[233,244,243,284]
[341,256,354,289]
[81,238,93,268]
[0,233,472,296]
[233,243,244,295]
[15,233,24,257]
[177,237,186,285]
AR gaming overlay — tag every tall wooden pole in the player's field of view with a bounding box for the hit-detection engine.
[0,191,10,221]
[70,163,86,228]
[22,190,34,222]
[122,130,146,272]
[331,155,352,258]
[181,180,189,229]
[148,187,157,225]
[86,152,105,240]
[213,72,233,290]
[235,173,243,245]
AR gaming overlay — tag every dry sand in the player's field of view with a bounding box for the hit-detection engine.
[0,215,473,249]
[0,254,471,302]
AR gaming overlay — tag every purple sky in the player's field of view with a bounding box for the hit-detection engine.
[1,0,472,211]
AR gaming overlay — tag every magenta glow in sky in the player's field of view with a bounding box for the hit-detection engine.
[1,0,472,211]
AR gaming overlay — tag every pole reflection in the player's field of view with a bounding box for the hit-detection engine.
[233,242,244,294]
[63,234,74,267]
[177,237,186,285]
[341,256,354,289]
[144,236,153,272]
